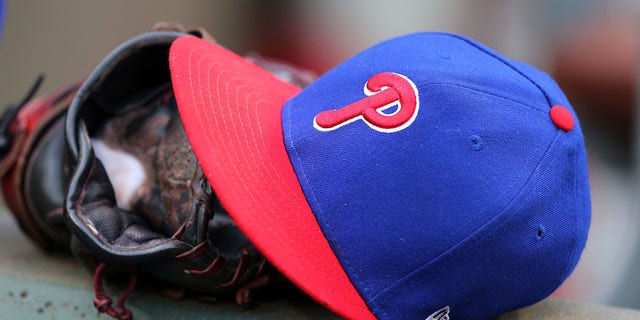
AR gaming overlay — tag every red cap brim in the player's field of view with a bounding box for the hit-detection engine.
[169,36,375,320]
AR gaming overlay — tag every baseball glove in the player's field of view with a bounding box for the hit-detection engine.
[0,75,80,251]
[1,23,315,320]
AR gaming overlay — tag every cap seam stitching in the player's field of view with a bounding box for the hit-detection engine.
[431,82,549,116]
[560,136,580,285]
[444,33,554,108]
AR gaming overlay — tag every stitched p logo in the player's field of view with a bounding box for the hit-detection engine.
[313,72,420,133]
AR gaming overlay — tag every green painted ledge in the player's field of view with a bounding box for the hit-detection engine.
[0,274,337,320]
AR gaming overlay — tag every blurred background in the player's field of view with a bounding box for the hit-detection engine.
[0,0,639,311]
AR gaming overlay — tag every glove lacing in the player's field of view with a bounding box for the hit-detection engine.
[93,262,138,320]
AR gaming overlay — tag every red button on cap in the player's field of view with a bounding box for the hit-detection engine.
[550,105,574,131]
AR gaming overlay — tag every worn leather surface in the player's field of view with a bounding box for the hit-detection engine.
[64,30,315,298]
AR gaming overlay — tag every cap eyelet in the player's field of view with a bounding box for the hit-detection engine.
[535,225,545,241]
[467,135,483,151]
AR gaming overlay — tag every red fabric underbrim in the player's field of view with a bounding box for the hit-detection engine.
[169,36,375,320]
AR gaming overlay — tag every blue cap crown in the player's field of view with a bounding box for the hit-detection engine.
[282,32,590,319]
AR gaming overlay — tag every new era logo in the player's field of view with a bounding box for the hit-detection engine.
[313,72,419,133]
[425,306,450,320]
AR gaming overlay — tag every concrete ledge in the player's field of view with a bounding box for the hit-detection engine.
[1,210,639,319]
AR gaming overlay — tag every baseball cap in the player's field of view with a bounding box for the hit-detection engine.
[169,32,591,319]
